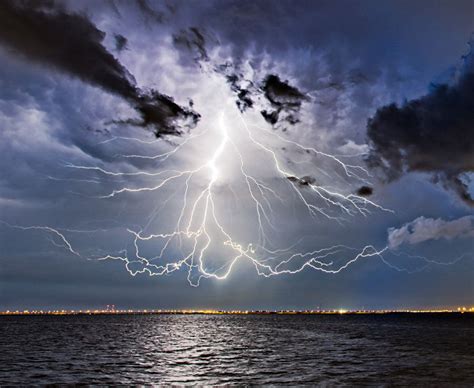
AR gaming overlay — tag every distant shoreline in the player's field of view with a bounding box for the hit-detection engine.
[1,309,473,316]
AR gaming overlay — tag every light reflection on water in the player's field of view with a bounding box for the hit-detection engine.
[0,314,473,385]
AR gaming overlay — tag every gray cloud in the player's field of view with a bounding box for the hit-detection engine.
[388,215,474,249]
[173,27,209,64]
[135,0,165,24]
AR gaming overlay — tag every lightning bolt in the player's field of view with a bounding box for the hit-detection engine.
[2,74,470,285]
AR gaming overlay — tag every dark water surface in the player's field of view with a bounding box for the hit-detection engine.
[0,314,473,385]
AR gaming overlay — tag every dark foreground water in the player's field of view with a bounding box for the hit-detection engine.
[0,314,473,385]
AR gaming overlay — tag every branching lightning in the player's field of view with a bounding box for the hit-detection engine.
[2,74,470,286]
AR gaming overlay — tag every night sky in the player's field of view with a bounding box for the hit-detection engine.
[0,0,473,310]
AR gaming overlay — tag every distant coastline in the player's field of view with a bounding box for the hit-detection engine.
[1,307,473,316]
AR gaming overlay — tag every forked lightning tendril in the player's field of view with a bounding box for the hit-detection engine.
[2,86,469,285]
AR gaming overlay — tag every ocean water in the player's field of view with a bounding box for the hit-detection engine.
[0,313,473,385]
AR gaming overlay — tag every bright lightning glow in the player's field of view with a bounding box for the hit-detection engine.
[1,74,470,285]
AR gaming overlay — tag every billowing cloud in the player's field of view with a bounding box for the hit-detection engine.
[0,0,199,136]
[388,215,474,249]
[366,39,474,205]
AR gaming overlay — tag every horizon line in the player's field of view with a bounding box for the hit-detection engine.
[1,307,473,316]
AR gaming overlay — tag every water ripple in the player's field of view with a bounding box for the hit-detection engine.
[0,314,473,385]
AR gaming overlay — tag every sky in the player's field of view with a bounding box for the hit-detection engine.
[0,0,473,310]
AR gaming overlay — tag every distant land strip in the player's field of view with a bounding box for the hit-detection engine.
[1,308,473,316]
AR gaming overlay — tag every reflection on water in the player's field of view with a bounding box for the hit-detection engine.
[0,314,473,384]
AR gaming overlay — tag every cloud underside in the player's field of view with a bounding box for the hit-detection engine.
[0,0,199,136]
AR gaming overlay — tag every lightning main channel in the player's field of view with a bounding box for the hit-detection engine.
[2,78,469,284]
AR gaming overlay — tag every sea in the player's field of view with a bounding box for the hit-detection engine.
[0,313,473,385]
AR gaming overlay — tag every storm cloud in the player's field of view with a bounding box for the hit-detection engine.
[0,0,199,136]
[366,40,474,205]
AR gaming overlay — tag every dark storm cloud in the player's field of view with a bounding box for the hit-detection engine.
[0,0,199,136]
[213,63,256,113]
[216,66,308,123]
[114,34,128,52]
[180,0,474,150]
[357,186,373,197]
[0,1,136,98]
[287,175,316,187]
[366,41,474,205]
[114,92,200,136]
[225,74,254,112]
[262,75,308,107]
[260,75,309,126]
